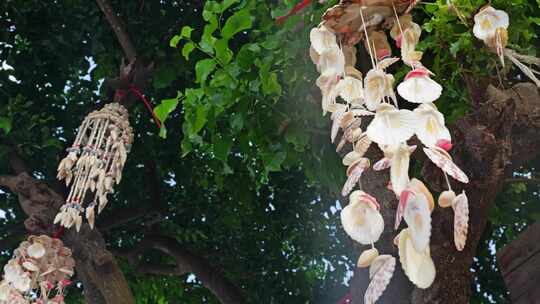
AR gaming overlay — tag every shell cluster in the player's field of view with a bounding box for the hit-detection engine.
[473,5,540,87]
[0,235,75,304]
[310,1,471,301]
[56,102,133,231]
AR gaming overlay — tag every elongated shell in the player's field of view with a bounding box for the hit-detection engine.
[365,255,396,304]
[397,228,436,289]
[453,191,469,251]
[423,146,469,183]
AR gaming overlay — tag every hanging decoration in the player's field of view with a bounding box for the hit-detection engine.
[55,103,134,231]
[0,235,75,304]
[309,0,471,301]
[473,5,540,87]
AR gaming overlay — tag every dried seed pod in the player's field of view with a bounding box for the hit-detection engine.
[452,192,469,251]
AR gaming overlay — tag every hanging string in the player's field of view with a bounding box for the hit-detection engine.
[359,7,376,69]
[392,2,405,40]
[276,0,312,24]
[115,85,161,128]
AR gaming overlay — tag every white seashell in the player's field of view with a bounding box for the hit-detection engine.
[341,197,384,245]
[390,143,413,197]
[473,6,509,41]
[310,25,337,54]
[364,69,395,111]
[397,70,442,103]
[365,255,396,304]
[413,103,451,147]
[366,104,415,146]
[438,190,456,208]
[353,133,372,158]
[27,243,46,259]
[22,261,39,272]
[319,45,345,76]
[330,106,347,143]
[373,157,391,171]
[357,248,380,268]
[341,158,370,197]
[452,191,469,251]
[404,193,432,252]
[342,151,362,166]
[397,229,436,289]
[336,76,364,103]
[309,46,320,69]
[423,147,469,183]
[86,205,96,229]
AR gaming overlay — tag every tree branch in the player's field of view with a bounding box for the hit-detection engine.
[123,235,246,304]
[95,0,137,62]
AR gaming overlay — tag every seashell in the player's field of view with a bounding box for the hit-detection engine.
[354,133,372,157]
[27,243,46,259]
[330,106,347,143]
[341,195,384,245]
[341,158,370,197]
[366,104,415,146]
[319,45,345,76]
[473,6,509,41]
[336,76,364,104]
[423,146,469,183]
[365,255,396,304]
[364,69,396,111]
[390,143,413,197]
[343,151,362,166]
[22,261,39,272]
[413,103,451,148]
[357,248,380,268]
[452,191,469,251]
[310,25,337,54]
[438,190,456,208]
[397,68,442,103]
[397,228,436,289]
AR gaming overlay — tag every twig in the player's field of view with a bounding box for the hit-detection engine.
[95,0,137,61]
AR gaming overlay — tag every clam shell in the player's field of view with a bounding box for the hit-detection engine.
[357,248,380,268]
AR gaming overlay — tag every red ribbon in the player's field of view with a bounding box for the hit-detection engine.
[115,85,162,128]
[276,0,312,24]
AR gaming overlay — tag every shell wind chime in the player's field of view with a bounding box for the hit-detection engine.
[0,235,75,304]
[55,103,134,231]
[473,5,540,87]
[309,1,470,301]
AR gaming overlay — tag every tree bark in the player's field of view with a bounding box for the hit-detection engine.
[350,83,540,303]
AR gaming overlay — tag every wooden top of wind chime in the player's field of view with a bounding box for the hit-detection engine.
[322,0,414,37]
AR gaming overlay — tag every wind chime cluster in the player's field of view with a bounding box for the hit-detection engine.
[55,102,134,231]
[0,235,75,304]
[309,1,470,302]
[473,5,540,87]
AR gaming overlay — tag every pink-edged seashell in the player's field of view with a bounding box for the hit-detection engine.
[423,147,469,183]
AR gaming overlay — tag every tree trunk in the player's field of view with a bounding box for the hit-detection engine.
[350,83,540,303]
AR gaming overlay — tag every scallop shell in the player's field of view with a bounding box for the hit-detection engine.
[341,199,384,245]
[354,133,372,157]
[310,25,337,54]
[397,72,442,103]
[357,248,380,268]
[423,146,469,183]
[452,191,469,251]
[373,157,391,171]
[365,255,396,304]
[366,104,416,146]
[413,103,451,148]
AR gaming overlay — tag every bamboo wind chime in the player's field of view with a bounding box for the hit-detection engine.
[309,1,472,302]
[55,103,134,231]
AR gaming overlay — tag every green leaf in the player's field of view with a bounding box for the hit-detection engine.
[169,35,181,48]
[213,137,233,162]
[182,42,196,60]
[221,9,252,39]
[262,151,286,172]
[154,94,181,124]
[159,126,168,139]
[195,59,217,84]
[180,25,194,39]
[215,39,233,64]
[261,72,281,96]
[181,137,193,157]
[220,0,239,13]
[0,117,12,134]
